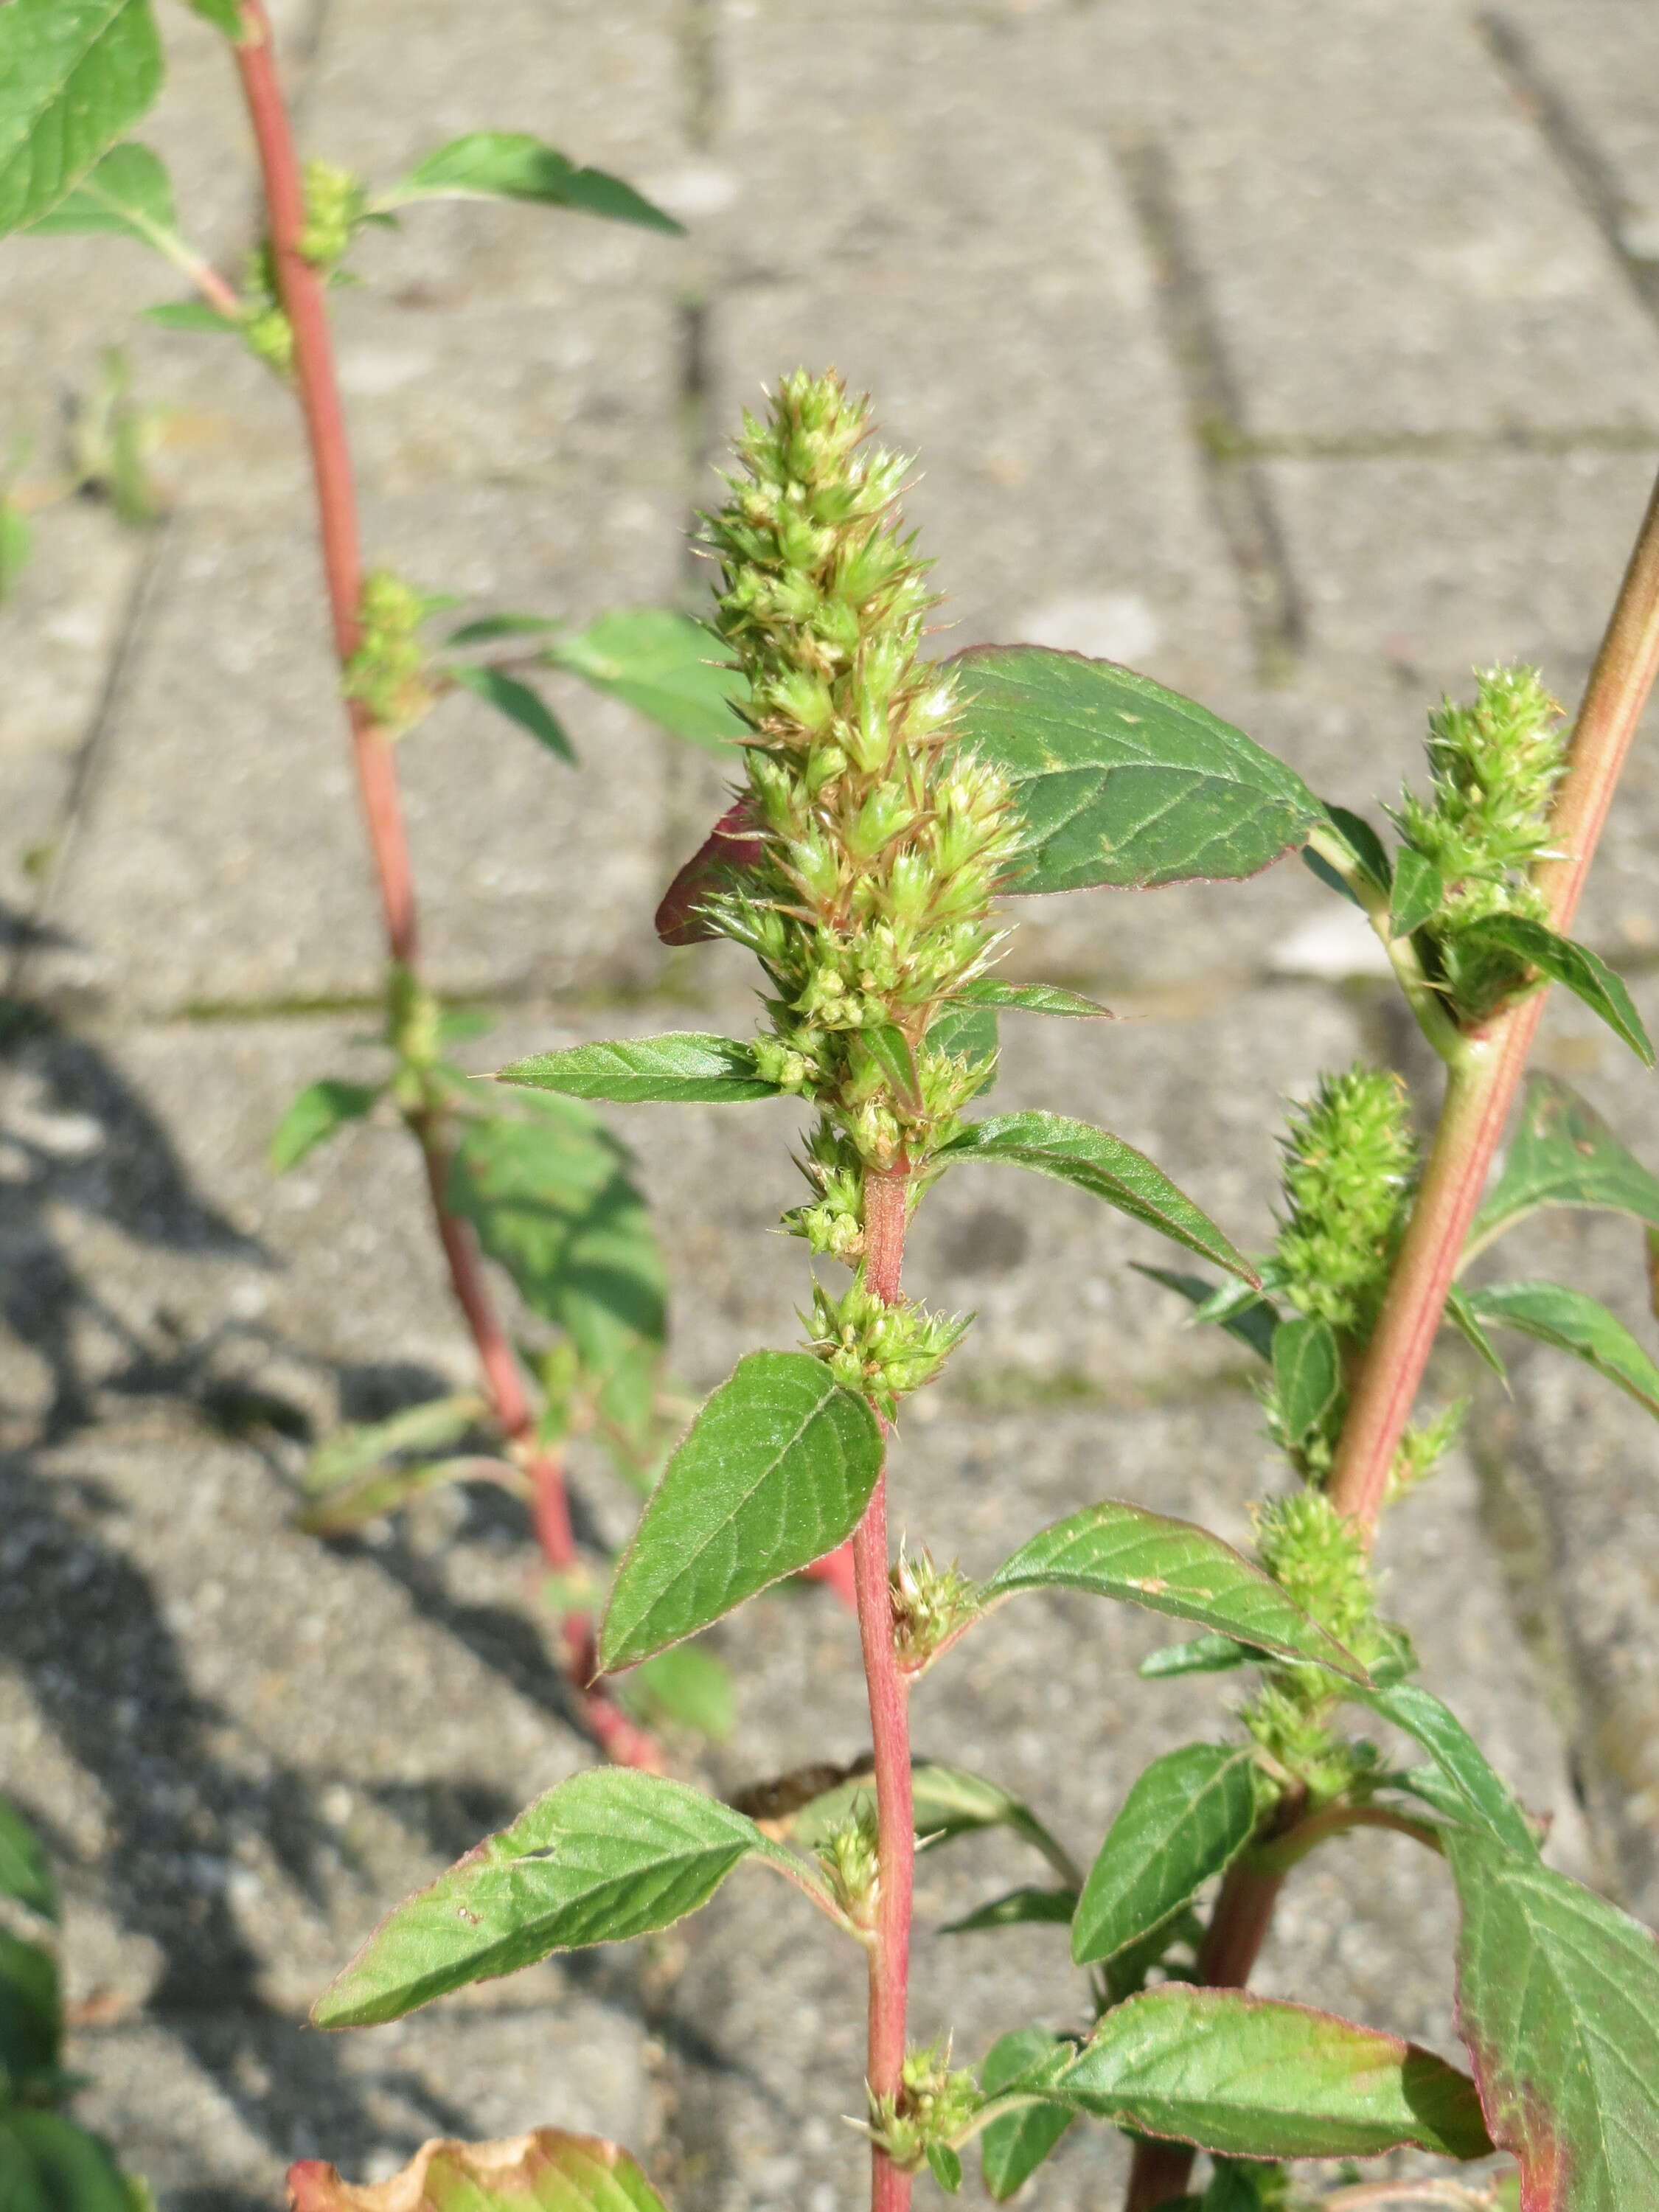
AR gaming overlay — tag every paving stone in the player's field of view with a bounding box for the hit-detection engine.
[1496,0,1659,263]
[1095,0,1659,440]
[25,481,684,1015]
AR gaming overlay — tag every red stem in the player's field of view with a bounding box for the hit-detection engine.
[1128,466,1659,2210]
[855,1167,915,2212]
[229,3,653,1765]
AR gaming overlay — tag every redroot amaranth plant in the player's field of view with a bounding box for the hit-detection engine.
[0,0,790,1761]
[286,374,1659,2212]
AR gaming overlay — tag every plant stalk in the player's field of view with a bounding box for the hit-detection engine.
[230,0,653,1766]
[1330,455,1659,1536]
[1127,461,1659,2209]
[855,1167,915,2212]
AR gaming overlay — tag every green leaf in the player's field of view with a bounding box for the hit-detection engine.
[1458,913,1655,1065]
[382,133,684,234]
[939,1112,1256,1283]
[0,501,31,603]
[314,1770,779,2028]
[950,645,1321,894]
[142,298,237,333]
[618,1645,736,1742]
[950,977,1115,1020]
[1471,1075,1659,1253]
[21,139,171,240]
[0,1926,60,2087]
[496,1033,779,1105]
[0,1801,56,1921]
[1071,1745,1262,1968]
[790,1761,1079,1884]
[445,612,558,646]
[983,1499,1368,1680]
[863,1022,922,1110]
[451,662,576,764]
[1464,1279,1659,1419]
[1046,1986,1492,2160]
[296,1454,505,1538]
[270,1077,380,1171]
[942,1885,1077,1935]
[1352,1681,1537,1859]
[1321,803,1394,894]
[287,2129,672,2212]
[0,0,163,237]
[1387,845,1444,938]
[925,2143,962,2194]
[1133,1265,1279,1360]
[1444,1284,1508,1379]
[179,0,243,35]
[1446,1829,1659,2212]
[599,1352,883,1669]
[922,1001,998,1098]
[302,1395,484,1502]
[1270,1316,1343,1445]
[448,1102,667,1387]
[1138,1632,1255,1680]
[978,2029,1077,2202]
[549,610,745,748]
[0,2113,132,2212]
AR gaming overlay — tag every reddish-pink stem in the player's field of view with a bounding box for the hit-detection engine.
[855,1168,914,2212]
[230,2,653,1765]
[1129,467,1659,2210]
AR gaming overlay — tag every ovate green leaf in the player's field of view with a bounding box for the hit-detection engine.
[497,1034,778,1104]
[1047,1986,1491,2160]
[1353,1682,1538,1859]
[270,1077,381,1171]
[1464,1279,1659,1419]
[1444,1284,1508,1378]
[1071,1745,1261,1967]
[939,1112,1256,1283]
[1448,1830,1659,2212]
[549,611,745,748]
[287,2129,671,2212]
[950,977,1115,1019]
[142,298,237,333]
[1388,846,1444,937]
[1471,1075,1659,1253]
[599,1352,883,1669]
[0,1800,56,1921]
[0,0,163,237]
[942,1885,1077,1935]
[448,1102,666,1386]
[1270,1316,1343,1445]
[984,1500,1368,1680]
[445,612,557,647]
[315,1770,774,2027]
[1133,1266,1279,1360]
[0,2113,132,2212]
[978,2029,1077,2202]
[618,1645,736,1742]
[180,0,243,35]
[383,133,684,234]
[1137,1632,1255,1680]
[21,139,173,243]
[451,662,576,764]
[1458,914,1654,1066]
[793,1761,1078,1884]
[951,645,1320,892]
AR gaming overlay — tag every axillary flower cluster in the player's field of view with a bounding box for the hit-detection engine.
[697,371,1020,1410]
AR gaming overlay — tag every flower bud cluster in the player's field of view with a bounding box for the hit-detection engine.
[806,1280,970,1420]
[345,571,437,734]
[816,1804,880,1927]
[299,159,369,272]
[888,1545,981,1673]
[1274,1066,1416,1338]
[700,372,1018,1193]
[237,244,294,373]
[866,2039,981,2176]
[1245,1490,1390,1802]
[1394,665,1568,1020]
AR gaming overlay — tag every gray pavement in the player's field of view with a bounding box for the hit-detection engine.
[4,2,1658,2205]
